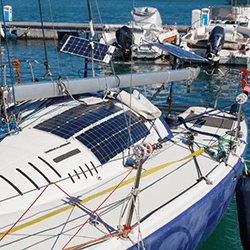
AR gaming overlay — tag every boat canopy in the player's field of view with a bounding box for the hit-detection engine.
[129,7,162,28]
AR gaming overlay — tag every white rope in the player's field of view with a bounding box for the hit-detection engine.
[118,192,132,231]
[133,190,146,250]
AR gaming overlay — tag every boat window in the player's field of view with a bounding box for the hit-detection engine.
[38,156,62,178]
[85,163,93,176]
[90,161,98,173]
[76,111,149,164]
[0,175,23,195]
[28,162,51,184]
[74,169,80,179]
[16,168,40,190]
[34,101,120,139]
[79,166,88,178]
[68,173,75,183]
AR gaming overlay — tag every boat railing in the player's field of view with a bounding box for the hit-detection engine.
[1,59,43,87]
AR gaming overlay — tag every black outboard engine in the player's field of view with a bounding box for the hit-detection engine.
[115,26,134,60]
[207,26,225,62]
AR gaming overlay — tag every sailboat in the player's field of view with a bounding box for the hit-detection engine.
[0,1,249,250]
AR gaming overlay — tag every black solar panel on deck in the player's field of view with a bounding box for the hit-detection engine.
[57,35,115,63]
[151,42,210,63]
[34,102,120,139]
[76,112,149,164]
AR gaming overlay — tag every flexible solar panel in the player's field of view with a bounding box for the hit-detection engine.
[76,111,149,164]
[34,101,121,139]
[151,42,210,63]
[57,35,115,63]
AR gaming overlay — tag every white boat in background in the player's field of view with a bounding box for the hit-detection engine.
[99,7,179,60]
[180,5,250,65]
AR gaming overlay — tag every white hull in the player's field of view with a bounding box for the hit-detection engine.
[0,92,248,249]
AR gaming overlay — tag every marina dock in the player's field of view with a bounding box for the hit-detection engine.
[1,21,189,39]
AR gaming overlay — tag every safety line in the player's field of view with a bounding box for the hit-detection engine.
[0,148,205,238]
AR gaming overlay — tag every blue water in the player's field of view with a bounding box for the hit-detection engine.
[1,0,248,249]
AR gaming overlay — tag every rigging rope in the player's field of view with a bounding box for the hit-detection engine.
[47,0,61,77]
[38,0,52,78]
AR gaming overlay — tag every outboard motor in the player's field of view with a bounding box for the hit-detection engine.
[207,26,225,62]
[115,26,134,60]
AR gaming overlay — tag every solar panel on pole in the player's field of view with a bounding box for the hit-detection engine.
[57,35,115,63]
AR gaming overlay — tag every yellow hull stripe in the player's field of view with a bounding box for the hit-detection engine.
[0,148,205,236]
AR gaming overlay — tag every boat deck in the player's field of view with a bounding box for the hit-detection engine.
[0,98,247,250]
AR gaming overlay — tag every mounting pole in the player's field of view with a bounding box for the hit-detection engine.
[235,91,249,142]
[122,160,144,239]
[87,0,95,77]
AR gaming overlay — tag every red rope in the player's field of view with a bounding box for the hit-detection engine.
[52,182,93,213]
[240,69,249,89]
[62,168,135,249]
[0,185,49,242]
[0,182,94,243]
[1,168,135,250]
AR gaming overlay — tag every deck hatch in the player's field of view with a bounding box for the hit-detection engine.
[34,101,120,139]
[76,111,149,164]
[186,114,234,130]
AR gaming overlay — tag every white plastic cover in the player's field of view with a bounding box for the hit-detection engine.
[129,7,163,29]
[117,90,162,120]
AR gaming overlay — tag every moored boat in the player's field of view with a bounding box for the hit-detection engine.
[0,63,248,249]
[99,7,179,60]
[0,1,249,249]
[180,5,250,65]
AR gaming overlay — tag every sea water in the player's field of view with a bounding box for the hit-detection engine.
[1,0,248,249]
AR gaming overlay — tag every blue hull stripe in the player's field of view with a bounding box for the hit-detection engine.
[128,115,248,250]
